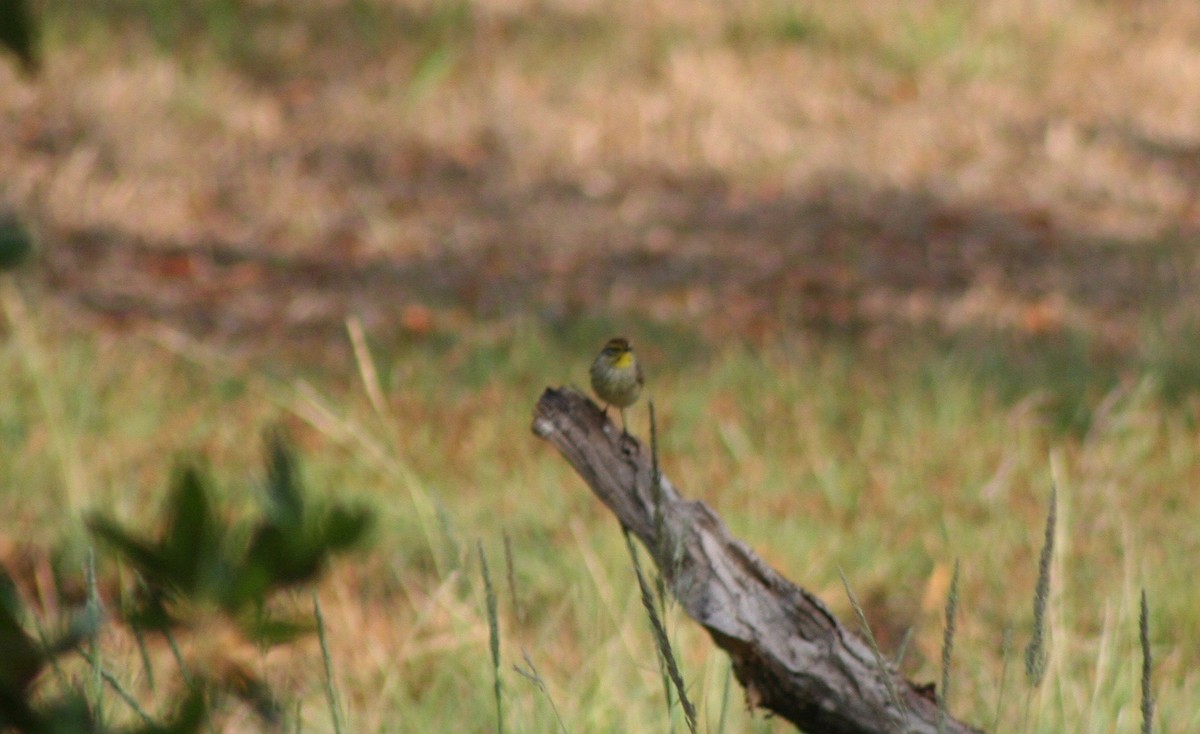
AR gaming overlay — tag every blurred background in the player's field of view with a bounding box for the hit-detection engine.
[1,1,1199,731]
[4,0,1200,357]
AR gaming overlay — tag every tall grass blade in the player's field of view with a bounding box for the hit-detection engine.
[502,529,523,627]
[623,530,697,734]
[313,592,345,734]
[1025,483,1056,688]
[645,400,677,726]
[648,401,681,603]
[132,622,156,693]
[893,626,914,669]
[0,280,86,516]
[75,648,156,727]
[30,615,71,691]
[85,548,104,727]
[992,625,1013,731]
[938,559,960,734]
[513,649,568,734]
[164,623,220,734]
[478,541,504,734]
[650,400,666,566]
[838,568,909,725]
[346,316,389,420]
[163,626,194,688]
[1140,589,1154,734]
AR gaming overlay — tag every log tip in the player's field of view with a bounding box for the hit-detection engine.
[531,386,587,437]
[532,386,627,444]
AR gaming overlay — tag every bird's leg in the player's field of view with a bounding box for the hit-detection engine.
[619,408,629,437]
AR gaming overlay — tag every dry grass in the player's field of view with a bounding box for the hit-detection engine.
[1,311,1196,731]
[1,1,1199,349]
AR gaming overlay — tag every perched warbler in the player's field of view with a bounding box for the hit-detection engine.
[589,337,644,435]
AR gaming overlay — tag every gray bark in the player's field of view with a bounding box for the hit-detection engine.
[532,386,985,734]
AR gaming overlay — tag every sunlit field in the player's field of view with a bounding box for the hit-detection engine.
[3,1,1200,732]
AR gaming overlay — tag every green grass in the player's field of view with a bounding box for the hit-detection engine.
[1,289,1198,731]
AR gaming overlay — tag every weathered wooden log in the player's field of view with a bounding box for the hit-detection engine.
[532,386,984,734]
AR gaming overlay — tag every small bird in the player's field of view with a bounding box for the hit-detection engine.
[590,336,644,435]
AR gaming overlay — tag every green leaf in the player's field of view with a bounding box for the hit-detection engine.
[0,0,39,75]
[25,694,94,733]
[240,614,314,647]
[239,505,370,597]
[0,691,44,732]
[244,523,321,587]
[0,212,34,271]
[121,592,177,632]
[0,567,19,616]
[320,506,372,551]
[221,559,272,612]
[86,516,172,583]
[162,466,220,593]
[0,592,43,693]
[262,429,303,528]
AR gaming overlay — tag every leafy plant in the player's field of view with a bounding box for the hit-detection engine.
[0,567,204,733]
[86,431,372,724]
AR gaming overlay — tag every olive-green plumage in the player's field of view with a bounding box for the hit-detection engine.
[590,337,644,434]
